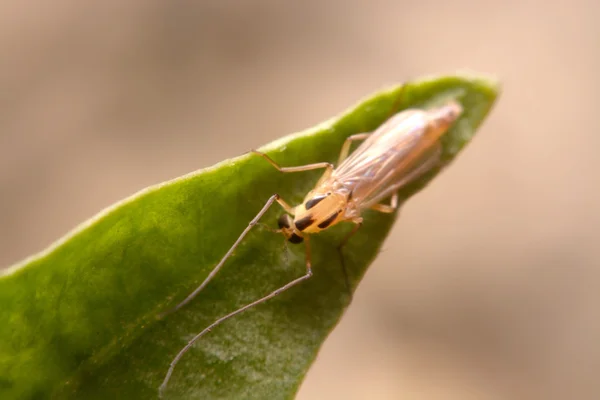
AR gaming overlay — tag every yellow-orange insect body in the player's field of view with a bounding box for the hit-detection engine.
[279,100,463,241]
[158,100,463,396]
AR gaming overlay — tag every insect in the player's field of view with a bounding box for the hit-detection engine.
[158,99,463,395]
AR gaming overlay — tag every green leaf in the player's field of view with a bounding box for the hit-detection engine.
[0,73,499,400]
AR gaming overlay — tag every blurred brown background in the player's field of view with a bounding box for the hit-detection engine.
[1,1,598,399]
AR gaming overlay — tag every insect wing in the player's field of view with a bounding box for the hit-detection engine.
[332,110,433,205]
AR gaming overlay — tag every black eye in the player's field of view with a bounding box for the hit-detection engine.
[278,214,292,229]
[288,233,304,244]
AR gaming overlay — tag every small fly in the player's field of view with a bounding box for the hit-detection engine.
[158,99,463,395]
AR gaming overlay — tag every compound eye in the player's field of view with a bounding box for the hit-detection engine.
[277,214,293,229]
[288,233,304,244]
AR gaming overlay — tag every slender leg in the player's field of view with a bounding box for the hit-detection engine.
[338,192,400,298]
[336,218,363,299]
[337,133,370,166]
[158,193,292,319]
[337,190,401,299]
[251,150,333,176]
[159,237,315,397]
[369,193,399,214]
[336,85,407,169]
[336,85,406,167]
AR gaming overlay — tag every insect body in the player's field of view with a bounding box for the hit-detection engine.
[158,100,463,395]
[279,100,463,240]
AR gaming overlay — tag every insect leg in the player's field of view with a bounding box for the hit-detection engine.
[251,150,333,175]
[159,193,292,319]
[159,237,315,396]
[369,193,398,213]
[336,218,363,299]
[337,85,407,167]
[337,133,370,166]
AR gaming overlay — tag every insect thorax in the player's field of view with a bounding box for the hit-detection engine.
[293,187,354,234]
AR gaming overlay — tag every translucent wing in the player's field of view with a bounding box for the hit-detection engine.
[332,109,438,206]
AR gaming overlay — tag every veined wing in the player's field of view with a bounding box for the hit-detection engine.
[332,109,436,205]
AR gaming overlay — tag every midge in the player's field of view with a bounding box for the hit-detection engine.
[158,99,463,395]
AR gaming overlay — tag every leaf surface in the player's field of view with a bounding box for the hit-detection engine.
[0,74,499,400]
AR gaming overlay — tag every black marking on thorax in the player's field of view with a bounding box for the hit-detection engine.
[317,210,341,229]
[305,194,327,210]
[294,215,315,231]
